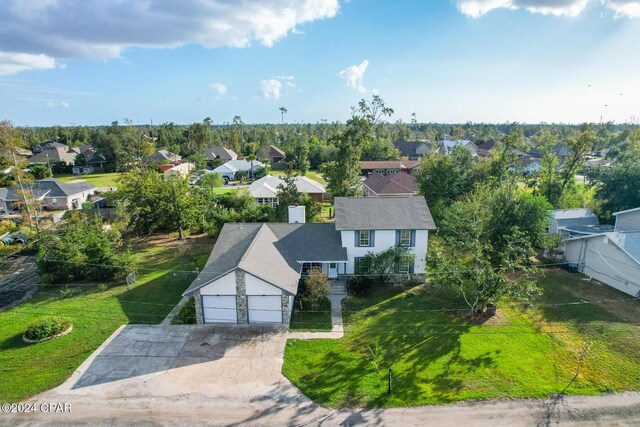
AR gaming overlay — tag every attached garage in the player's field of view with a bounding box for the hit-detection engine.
[248,296,282,323]
[202,295,237,323]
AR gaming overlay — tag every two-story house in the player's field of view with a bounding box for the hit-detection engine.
[334,197,436,277]
[182,196,436,325]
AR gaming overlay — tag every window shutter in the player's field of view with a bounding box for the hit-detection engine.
[354,257,360,274]
[409,262,415,274]
[370,230,375,247]
[395,230,401,246]
[410,230,416,247]
[355,231,360,247]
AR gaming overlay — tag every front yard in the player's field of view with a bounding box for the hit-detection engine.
[283,269,640,408]
[0,233,213,402]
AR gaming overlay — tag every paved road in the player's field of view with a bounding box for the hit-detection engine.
[0,256,37,311]
[2,324,639,426]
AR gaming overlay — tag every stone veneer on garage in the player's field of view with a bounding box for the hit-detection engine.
[235,270,249,324]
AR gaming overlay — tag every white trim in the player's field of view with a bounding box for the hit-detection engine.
[613,207,640,216]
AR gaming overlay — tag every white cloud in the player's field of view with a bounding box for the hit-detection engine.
[456,0,640,17]
[46,100,69,108]
[337,60,369,93]
[0,52,57,76]
[209,82,227,94]
[456,0,589,17]
[0,0,339,74]
[605,0,640,17]
[371,88,380,95]
[260,79,283,99]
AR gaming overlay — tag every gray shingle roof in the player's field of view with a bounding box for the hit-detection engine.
[183,222,347,296]
[334,196,436,231]
[0,179,96,201]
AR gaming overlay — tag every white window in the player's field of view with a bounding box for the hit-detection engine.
[400,229,411,246]
[302,262,322,275]
[51,198,58,205]
[359,230,370,247]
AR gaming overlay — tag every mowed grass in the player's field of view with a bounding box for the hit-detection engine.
[283,269,640,408]
[289,297,332,332]
[271,169,326,184]
[55,172,120,188]
[0,233,213,403]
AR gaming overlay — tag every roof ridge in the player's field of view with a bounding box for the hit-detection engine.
[239,223,270,264]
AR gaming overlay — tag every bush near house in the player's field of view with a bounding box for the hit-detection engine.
[172,297,196,324]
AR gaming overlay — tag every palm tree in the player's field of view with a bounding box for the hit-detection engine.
[247,153,257,180]
[279,107,287,124]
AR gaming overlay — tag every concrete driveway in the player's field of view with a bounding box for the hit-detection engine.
[47,324,293,403]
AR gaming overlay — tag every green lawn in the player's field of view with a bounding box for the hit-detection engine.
[0,233,213,403]
[283,269,640,408]
[55,172,121,188]
[289,297,332,332]
[271,169,326,185]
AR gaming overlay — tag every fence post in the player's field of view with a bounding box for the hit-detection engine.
[388,368,392,394]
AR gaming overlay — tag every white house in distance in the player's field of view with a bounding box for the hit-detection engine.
[182,196,435,325]
[563,206,640,297]
[248,174,326,207]
[163,162,195,178]
[0,178,97,212]
[212,159,265,182]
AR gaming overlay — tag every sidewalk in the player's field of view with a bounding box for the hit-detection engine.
[288,279,346,339]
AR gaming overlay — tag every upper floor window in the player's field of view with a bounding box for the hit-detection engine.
[359,230,371,247]
[399,229,411,246]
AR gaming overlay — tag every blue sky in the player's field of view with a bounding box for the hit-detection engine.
[0,0,639,126]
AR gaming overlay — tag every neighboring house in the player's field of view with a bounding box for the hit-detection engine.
[72,154,108,175]
[260,145,286,165]
[585,158,612,168]
[203,146,238,162]
[27,142,79,165]
[248,174,326,207]
[549,208,613,238]
[395,141,434,160]
[360,160,420,176]
[476,139,498,157]
[164,162,195,178]
[510,158,542,175]
[0,178,97,211]
[212,159,265,182]
[147,150,182,164]
[334,196,436,275]
[183,196,436,325]
[363,172,419,197]
[438,140,478,157]
[563,207,640,297]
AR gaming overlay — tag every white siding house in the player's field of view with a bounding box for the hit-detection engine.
[614,207,640,232]
[563,206,640,297]
[334,197,436,276]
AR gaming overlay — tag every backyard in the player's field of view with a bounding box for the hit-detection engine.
[0,233,213,402]
[283,269,640,408]
[55,172,121,188]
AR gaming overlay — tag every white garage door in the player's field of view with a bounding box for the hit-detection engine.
[202,295,237,323]
[247,296,282,323]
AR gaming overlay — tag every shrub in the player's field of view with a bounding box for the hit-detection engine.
[59,285,74,298]
[172,297,196,324]
[302,269,331,310]
[347,276,379,297]
[97,284,109,292]
[24,316,72,341]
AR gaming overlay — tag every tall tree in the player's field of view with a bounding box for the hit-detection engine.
[279,107,288,124]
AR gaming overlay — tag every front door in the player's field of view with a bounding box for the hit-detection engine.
[328,262,338,279]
